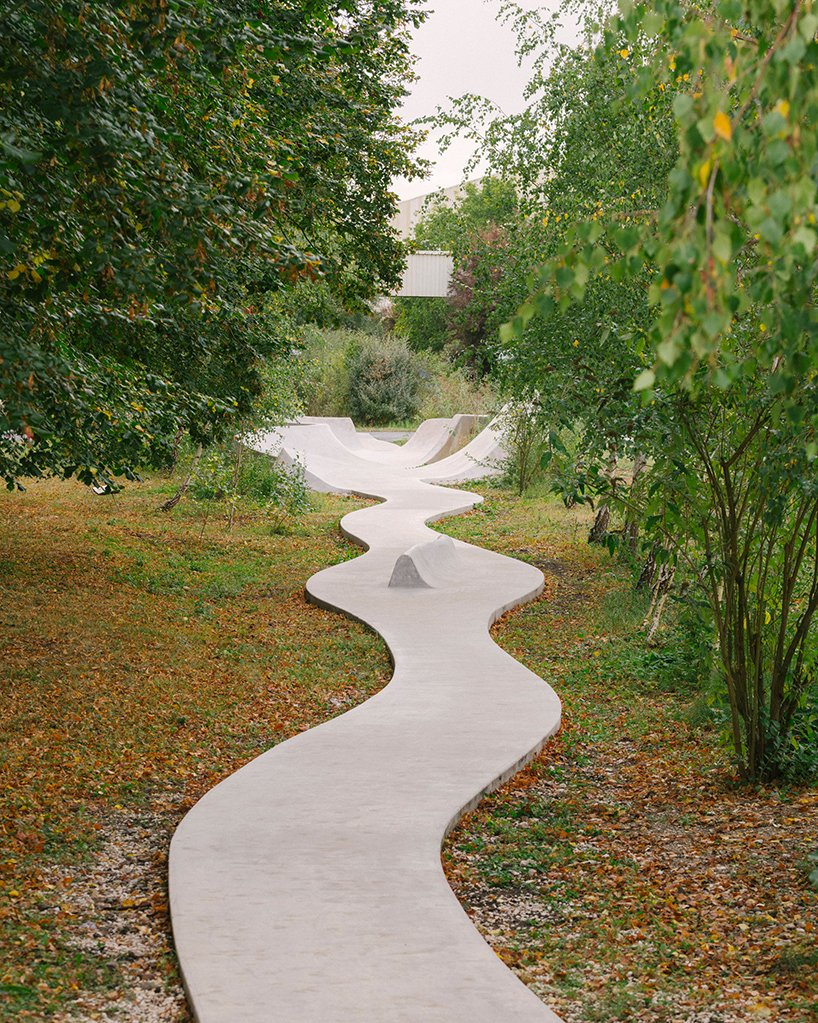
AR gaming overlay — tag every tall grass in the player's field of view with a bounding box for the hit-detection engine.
[297,325,494,425]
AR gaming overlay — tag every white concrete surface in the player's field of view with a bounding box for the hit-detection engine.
[365,429,413,443]
[251,415,504,491]
[169,417,564,1023]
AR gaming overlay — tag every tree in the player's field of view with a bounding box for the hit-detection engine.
[412,176,519,251]
[393,177,520,362]
[434,0,818,780]
[0,0,424,488]
[393,296,450,353]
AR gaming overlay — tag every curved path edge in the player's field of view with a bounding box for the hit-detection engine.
[169,428,565,1023]
[309,489,554,838]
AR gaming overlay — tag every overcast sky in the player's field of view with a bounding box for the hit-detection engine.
[393,1,578,201]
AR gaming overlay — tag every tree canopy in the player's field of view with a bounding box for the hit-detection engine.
[430,0,818,781]
[412,177,520,252]
[0,0,424,487]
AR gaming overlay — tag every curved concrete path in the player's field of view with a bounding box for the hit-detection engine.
[169,418,563,1023]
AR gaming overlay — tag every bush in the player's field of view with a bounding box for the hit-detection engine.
[646,599,715,695]
[393,297,450,352]
[297,326,358,417]
[346,334,424,425]
[759,689,818,784]
[296,325,495,425]
[495,401,551,495]
[191,444,309,532]
[417,354,495,420]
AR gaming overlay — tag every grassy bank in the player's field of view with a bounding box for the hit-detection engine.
[441,491,818,1023]
[0,476,389,1022]
[2,478,815,1023]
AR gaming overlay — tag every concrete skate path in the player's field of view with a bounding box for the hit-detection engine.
[169,419,564,1023]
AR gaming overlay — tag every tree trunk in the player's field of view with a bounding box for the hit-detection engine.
[637,544,659,590]
[623,453,648,552]
[227,442,244,532]
[160,443,203,512]
[167,426,186,474]
[644,563,675,643]
[589,504,610,544]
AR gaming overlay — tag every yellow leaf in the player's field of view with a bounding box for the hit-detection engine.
[698,159,712,187]
[714,111,732,141]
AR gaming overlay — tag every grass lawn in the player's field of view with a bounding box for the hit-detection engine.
[440,491,818,1023]
[0,475,390,1022]
[1,477,815,1023]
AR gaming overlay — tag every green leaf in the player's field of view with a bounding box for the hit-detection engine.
[794,226,816,254]
[697,117,716,143]
[657,338,680,365]
[759,216,784,246]
[718,0,743,18]
[747,178,767,206]
[799,13,818,41]
[0,137,42,164]
[712,231,732,264]
[633,368,655,391]
[673,94,694,121]
[499,319,519,344]
[641,10,665,34]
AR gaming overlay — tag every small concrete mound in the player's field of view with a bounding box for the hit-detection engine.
[388,535,460,588]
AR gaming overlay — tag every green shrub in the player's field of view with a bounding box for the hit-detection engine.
[239,450,308,511]
[393,297,450,352]
[417,354,495,420]
[297,326,357,417]
[346,334,424,425]
[296,324,494,425]
[495,402,551,495]
[643,599,715,695]
[191,444,309,532]
[759,690,818,783]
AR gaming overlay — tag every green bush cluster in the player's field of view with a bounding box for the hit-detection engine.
[346,334,425,425]
[393,297,450,353]
[298,326,493,426]
[191,444,309,533]
[416,356,495,421]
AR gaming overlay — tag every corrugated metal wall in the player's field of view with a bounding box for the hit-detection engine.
[395,250,454,298]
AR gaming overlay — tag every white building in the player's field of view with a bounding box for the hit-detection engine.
[390,179,480,240]
[394,250,454,298]
[391,181,481,297]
